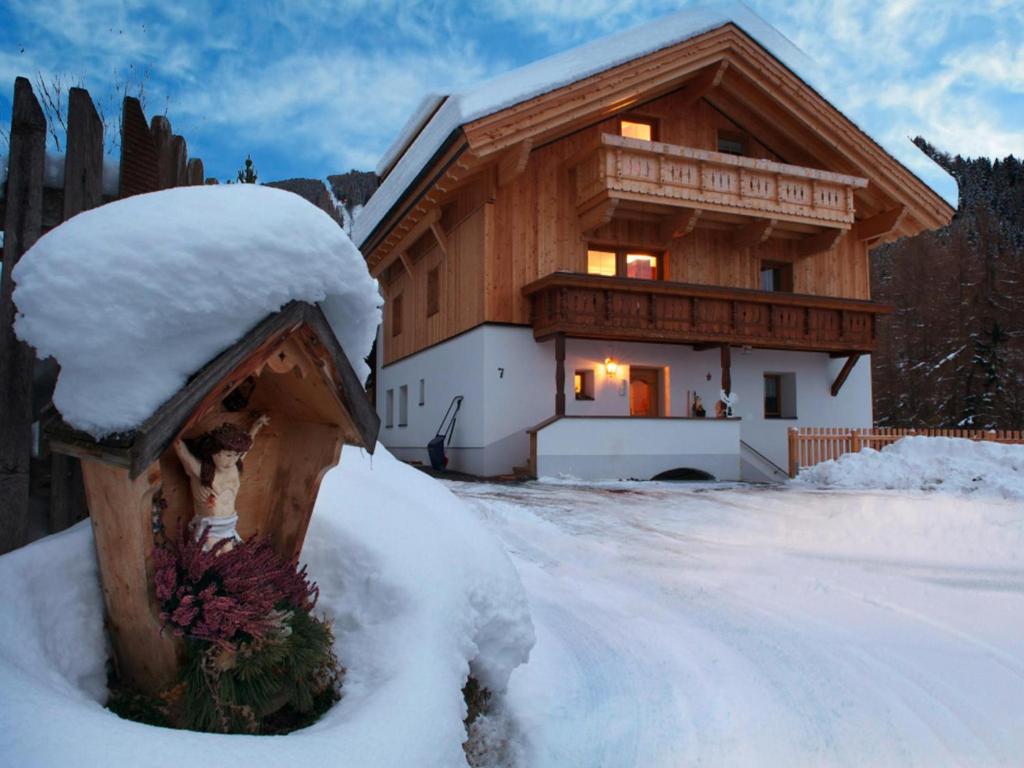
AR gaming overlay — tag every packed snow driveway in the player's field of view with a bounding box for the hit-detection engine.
[450,481,1024,767]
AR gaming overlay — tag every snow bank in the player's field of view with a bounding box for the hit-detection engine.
[12,184,381,437]
[794,436,1024,498]
[0,445,534,767]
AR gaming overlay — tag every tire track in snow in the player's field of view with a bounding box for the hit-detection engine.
[452,481,1024,766]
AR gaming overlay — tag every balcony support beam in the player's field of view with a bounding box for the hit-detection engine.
[429,221,449,260]
[661,208,702,242]
[579,197,619,233]
[854,205,907,242]
[734,218,777,248]
[831,354,861,397]
[498,139,533,187]
[797,227,846,258]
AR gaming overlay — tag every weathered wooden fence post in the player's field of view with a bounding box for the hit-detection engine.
[0,78,45,554]
[788,427,799,478]
[47,86,104,534]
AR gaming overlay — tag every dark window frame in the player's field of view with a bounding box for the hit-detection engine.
[764,374,782,418]
[426,266,440,317]
[391,293,403,337]
[760,260,794,293]
[717,129,748,156]
[385,388,395,428]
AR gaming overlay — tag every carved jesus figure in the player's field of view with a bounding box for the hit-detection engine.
[173,414,270,551]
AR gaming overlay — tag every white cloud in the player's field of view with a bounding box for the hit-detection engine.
[173,45,493,173]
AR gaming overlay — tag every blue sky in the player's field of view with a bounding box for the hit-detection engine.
[2,1,1021,206]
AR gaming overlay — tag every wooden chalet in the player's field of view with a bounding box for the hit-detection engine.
[355,10,954,480]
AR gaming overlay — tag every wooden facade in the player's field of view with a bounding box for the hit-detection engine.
[365,23,954,367]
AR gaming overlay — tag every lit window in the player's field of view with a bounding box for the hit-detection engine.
[587,249,617,276]
[626,253,658,280]
[587,246,663,280]
[575,370,595,401]
[620,119,653,142]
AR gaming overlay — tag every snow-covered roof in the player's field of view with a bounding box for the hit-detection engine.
[354,4,813,247]
[356,4,958,250]
[13,184,381,437]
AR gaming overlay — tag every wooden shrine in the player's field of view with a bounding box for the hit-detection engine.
[45,301,379,695]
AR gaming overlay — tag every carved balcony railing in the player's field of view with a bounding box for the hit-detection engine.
[574,134,869,229]
[523,273,891,353]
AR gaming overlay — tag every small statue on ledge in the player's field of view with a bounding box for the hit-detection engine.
[691,395,706,418]
[173,414,271,551]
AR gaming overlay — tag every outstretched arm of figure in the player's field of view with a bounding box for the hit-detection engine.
[173,438,202,478]
[248,413,270,441]
[238,413,270,458]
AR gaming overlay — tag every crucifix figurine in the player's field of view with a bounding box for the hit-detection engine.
[173,414,270,551]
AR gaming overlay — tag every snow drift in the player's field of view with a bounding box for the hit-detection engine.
[12,184,381,437]
[794,436,1024,498]
[0,445,535,767]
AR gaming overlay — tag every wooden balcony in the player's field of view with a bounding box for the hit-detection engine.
[573,134,868,233]
[523,273,891,353]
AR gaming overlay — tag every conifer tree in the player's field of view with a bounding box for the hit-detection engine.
[236,154,258,184]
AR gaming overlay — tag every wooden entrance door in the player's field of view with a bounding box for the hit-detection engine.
[629,367,660,416]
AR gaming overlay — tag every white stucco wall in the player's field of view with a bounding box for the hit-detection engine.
[377,325,553,475]
[377,324,873,478]
[535,417,742,480]
[561,338,872,471]
[376,326,485,473]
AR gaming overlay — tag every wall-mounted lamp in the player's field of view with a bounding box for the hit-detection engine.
[604,357,618,375]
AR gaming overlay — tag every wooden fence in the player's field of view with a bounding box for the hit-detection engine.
[787,426,1024,477]
[0,76,207,554]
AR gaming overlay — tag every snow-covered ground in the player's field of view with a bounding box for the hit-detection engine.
[0,447,534,768]
[453,479,1024,767]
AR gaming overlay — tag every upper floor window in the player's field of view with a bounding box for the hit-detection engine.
[587,246,662,280]
[717,129,747,156]
[587,249,617,276]
[626,252,658,280]
[391,293,403,337]
[760,260,793,292]
[426,266,440,317]
[619,116,658,142]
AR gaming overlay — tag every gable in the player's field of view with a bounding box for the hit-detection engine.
[358,14,953,259]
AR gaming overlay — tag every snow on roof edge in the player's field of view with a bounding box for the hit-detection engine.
[375,94,448,179]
